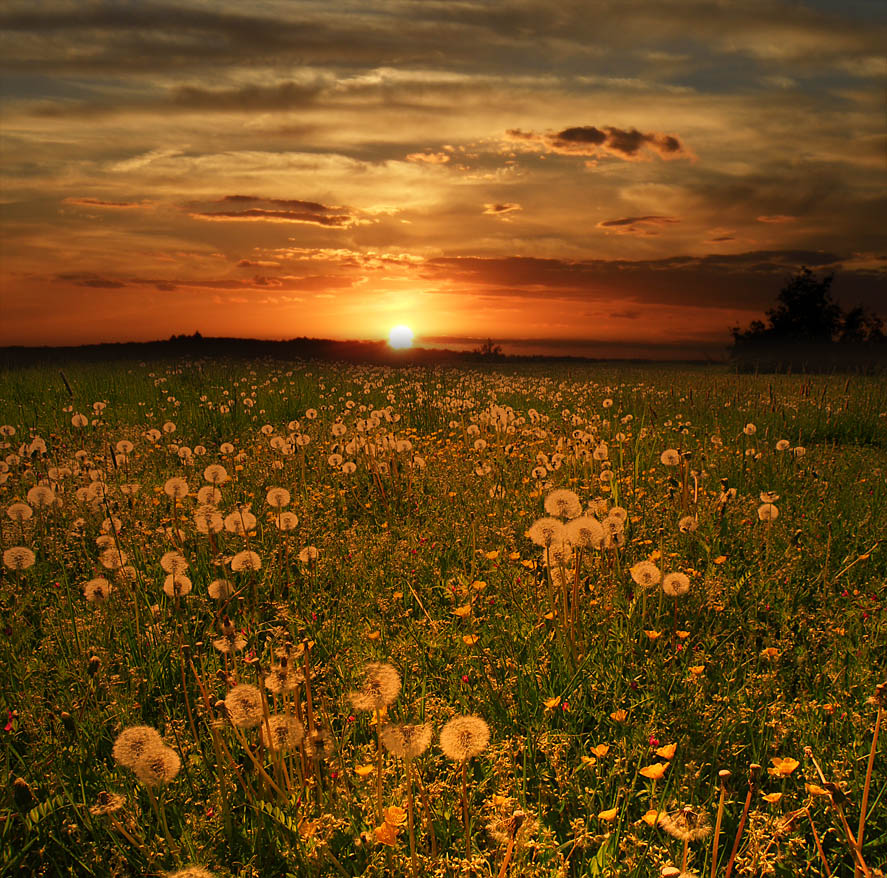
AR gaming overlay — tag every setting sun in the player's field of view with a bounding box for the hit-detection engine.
[388,325,414,349]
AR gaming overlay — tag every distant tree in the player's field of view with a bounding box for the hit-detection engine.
[474,338,504,358]
[764,267,840,341]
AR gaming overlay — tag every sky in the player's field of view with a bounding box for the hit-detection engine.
[1,0,885,358]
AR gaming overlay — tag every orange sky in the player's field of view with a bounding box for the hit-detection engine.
[1,1,885,357]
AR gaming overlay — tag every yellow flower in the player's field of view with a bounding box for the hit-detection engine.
[471,580,487,591]
[676,630,690,640]
[392,591,403,600]
[543,696,561,710]
[598,806,619,822]
[509,552,522,561]
[689,665,705,676]
[805,783,829,797]
[655,743,677,760]
[645,630,662,641]
[462,634,479,646]
[590,744,610,758]
[639,762,669,781]
[580,755,597,767]
[354,764,375,777]
[453,604,472,618]
[713,555,727,565]
[761,647,780,660]
[374,821,400,846]
[366,630,381,642]
[384,805,407,826]
[769,757,799,777]
[610,709,627,722]
[484,550,499,560]
[762,792,783,804]
[640,809,662,827]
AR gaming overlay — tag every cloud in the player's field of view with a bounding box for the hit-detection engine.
[421,250,885,312]
[483,202,522,215]
[63,197,151,209]
[406,151,451,164]
[187,195,360,228]
[597,215,679,235]
[756,214,796,223]
[507,125,688,161]
[56,272,126,289]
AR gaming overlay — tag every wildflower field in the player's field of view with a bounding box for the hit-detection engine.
[0,358,884,878]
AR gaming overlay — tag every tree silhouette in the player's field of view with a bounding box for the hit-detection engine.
[731,267,883,350]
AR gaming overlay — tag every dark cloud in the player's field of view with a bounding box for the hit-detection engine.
[63,197,149,209]
[422,250,885,313]
[596,215,680,237]
[483,202,522,215]
[506,125,688,160]
[170,81,322,111]
[187,195,359,228]
[56,272,126,288]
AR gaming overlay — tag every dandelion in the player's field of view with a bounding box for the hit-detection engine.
[89,791,126,816]
[276,511,299,531]
[757,503,779,522]
[133,744,181,788]
[630,561,661,589]
[662,572,691,597]
[213,627,247,654]
[759,491,780,503]
[230,550,262,572]
[660,806,711,874]
[163,574,192,598]
[26,485,55,507]
[3,547,35,570]
[193,505,223,533]
[224,684,264,729]
[265,487,291,509]
[71,413,88,427]
[160,551,188,574]
[7,503,32,522]
[349,662,401,713]
[565,515,605,549]
[440,714,490,858]
[527,517,566,548]
[196,485,221,505]
[112,726,164,768]
[743,423,757,436]
[264,662,302,694]
[381,723,433,760]
[544,489,582,519]
[208,578,234,600]
[776,439,790,451]
[678,515,698,533]
[792,446,806,457]
[163,477,189,499]
[224,508,256,535]
[298,546,319,563]
[84,577,113,603]
[261,715,305,752]
[660,449,680,466]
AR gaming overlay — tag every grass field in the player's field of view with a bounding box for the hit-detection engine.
[0,358,884,877]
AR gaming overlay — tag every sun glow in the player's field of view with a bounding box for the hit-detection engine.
[388,325,414,349]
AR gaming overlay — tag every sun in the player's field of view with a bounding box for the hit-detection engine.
[388,325,414,349]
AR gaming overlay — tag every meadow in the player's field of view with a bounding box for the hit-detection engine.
[0,357,884,878]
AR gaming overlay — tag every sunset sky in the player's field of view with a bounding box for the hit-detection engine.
[1,1,885,357]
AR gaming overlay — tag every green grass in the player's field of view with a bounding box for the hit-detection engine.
[0,358,884,877]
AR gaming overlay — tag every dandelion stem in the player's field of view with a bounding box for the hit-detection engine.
[724,763,759,878]
[856,704,882,878]
[461,758,471,859]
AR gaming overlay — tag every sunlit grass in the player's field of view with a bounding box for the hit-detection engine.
[0,359,884,876]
